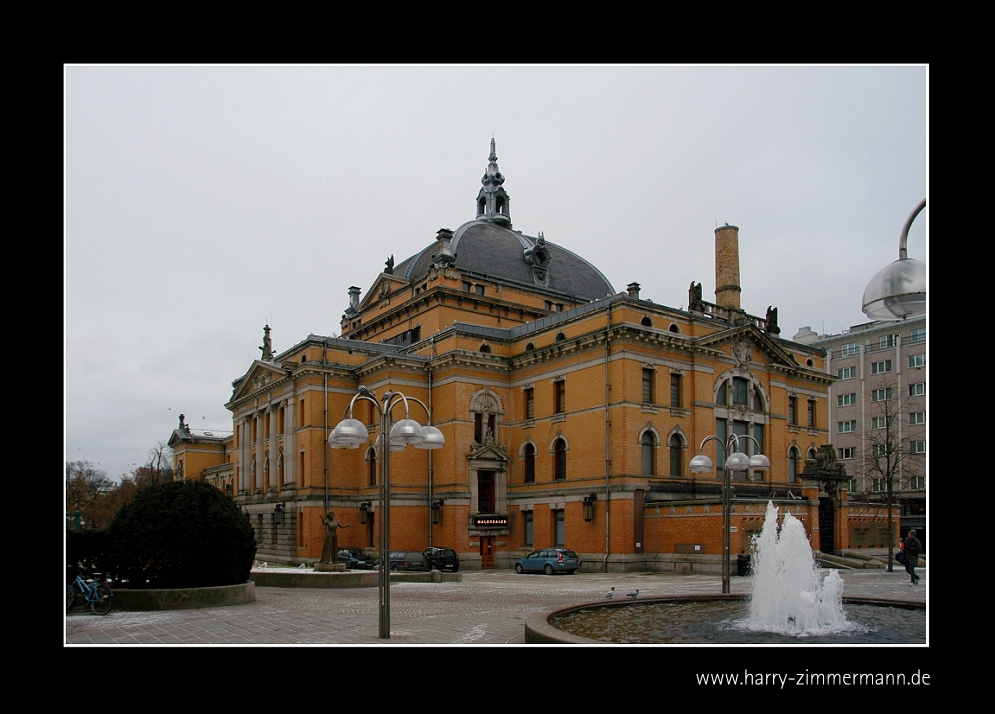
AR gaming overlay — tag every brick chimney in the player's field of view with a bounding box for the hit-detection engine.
[714,223,741,310]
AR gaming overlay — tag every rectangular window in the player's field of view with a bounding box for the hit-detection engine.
[837,366,856,380]
[554,380,565,414]
[872,479,884,492]
[910,328,926,343]
[871,388,892,402]
[299,398,306,427]
[837,393,856,407]
[840,342,860,357]
[871,360,892,374]
[553,509,565,546]
[909,354,926,369]
[872,417,887,429]
[838,447,855,460]
[910,440,926,454]
[880,334,899,348]
[909,382,925,396]
[873,444,887,457]
[733,377,748,405]
[788,396,798,425]
[524,388,534,420]
[642,368,654,404]
[807,400,816,428]
[670,373,682,408]
[462,281,472,292]
[278,406,285,434]
[838,420,856,433]
[909,476,926,490]
[523,511,533,547]
[909,411,925,425]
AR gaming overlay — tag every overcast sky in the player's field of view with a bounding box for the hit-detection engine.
[65,64,928,482]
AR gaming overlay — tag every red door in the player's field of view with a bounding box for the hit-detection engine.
[480,536,494,568]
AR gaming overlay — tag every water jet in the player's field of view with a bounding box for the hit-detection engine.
[529,501,924,644]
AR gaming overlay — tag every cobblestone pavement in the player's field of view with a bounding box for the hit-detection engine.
[65,567,926,645]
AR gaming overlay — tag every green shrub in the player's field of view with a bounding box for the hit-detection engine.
[66,528,112,574]
[107,480,256,588]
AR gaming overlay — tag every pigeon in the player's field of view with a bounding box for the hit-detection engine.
[604,587,615,599]
[626,589,639,598]
[298,563,307,570]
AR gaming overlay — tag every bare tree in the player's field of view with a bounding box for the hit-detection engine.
[134,441,175,488]
[860,380,926,572]
[66,460,113,528]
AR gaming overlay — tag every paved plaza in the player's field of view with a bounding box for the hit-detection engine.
[65,566,926,645]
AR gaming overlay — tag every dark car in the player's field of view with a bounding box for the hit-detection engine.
[389,551,430,571]
[514,548,581,575]
[423,546,460,572]
[338,546,378,570]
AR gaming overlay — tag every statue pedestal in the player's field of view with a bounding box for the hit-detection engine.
[314,563,347,572]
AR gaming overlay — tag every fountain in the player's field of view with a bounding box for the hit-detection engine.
[739,501,853,635]
[532,501,924,644]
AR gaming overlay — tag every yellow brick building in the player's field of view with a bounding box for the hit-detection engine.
[170,141,896,572]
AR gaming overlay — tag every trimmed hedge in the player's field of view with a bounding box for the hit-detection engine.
[107,480,256,588]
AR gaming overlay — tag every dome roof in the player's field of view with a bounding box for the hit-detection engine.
[394,221,615,301]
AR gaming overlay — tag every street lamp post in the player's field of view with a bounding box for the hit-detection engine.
[328,386,443,639]
[862,198,927,321]
[689,434,770,594]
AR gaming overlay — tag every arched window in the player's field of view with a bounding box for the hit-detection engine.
[641,316,652,327]
[524,443,535,483]
[479,343,492,353]
[367,447,377,487]
[555,332,566,342]
[641,432,656,475]
[669,324,680,333]
[670,434,683,477]
[553,438,567,481]
[788,447,800,483]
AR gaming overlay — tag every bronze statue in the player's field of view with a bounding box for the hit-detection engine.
[384,255,395,275]
[765,306,780,335]
[319,511,352,564]
[689,281,703,311]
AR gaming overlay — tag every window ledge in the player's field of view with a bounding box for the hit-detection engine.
[641,405,658,414]
[551,414,566,424]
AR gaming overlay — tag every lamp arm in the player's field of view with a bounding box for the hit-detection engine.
[344,391,380,420]
[695,434,724,454]
[899,198,926,261]
[385,393,433,424]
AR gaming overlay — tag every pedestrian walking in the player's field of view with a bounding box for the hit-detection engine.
[903,529,922,585]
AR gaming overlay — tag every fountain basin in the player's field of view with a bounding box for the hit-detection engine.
[526,594,925,644]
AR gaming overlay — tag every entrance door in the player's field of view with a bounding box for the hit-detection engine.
[480,536,495,568]
[818,497,834,554]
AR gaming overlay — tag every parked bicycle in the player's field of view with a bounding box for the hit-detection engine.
[66,567,113,615]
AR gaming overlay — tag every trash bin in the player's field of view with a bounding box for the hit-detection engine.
[737,553,751,576]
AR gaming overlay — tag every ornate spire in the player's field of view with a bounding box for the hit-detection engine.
[475,138,512,227]
[481,137,505,187]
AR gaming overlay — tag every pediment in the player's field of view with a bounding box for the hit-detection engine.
[230,360,288,402]
[697,324,799,369]
[357,273,410,312]
[467,439,509,462]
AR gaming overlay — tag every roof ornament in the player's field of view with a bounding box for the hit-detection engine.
[523,232,551,286]
[384,254,394,275]
[260,324,274,361]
